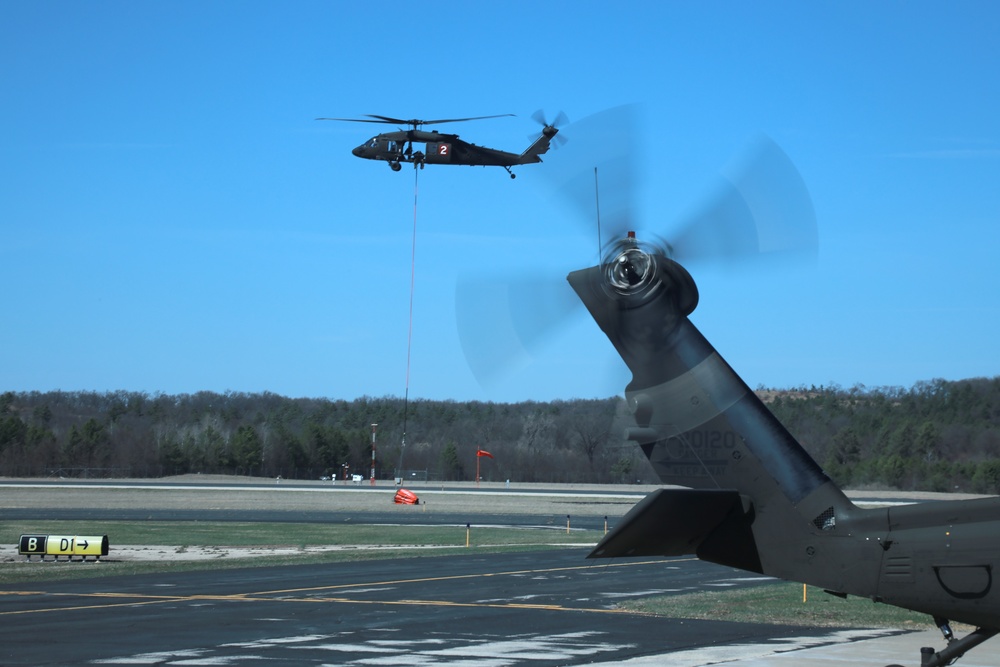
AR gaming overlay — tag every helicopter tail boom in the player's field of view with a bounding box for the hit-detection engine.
[572,250,867,589]
[569,243,857,562]
[573,239,1000,638]
[518,125,559,164]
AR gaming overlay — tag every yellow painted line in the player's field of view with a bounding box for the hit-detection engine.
[0,597,189,616]
[267,596,630,615]
[0,590,628,617]
[254,557,688,596]
[0,557,694,617]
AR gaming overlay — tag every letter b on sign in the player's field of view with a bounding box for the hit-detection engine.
[18,535,47,555]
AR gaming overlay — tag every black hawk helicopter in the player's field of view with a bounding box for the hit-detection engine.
[578,232,1000,667]
[456,109,1000,667]
[316,112,566,179]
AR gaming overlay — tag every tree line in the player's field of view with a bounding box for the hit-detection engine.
[0,390,643,483]
[764,377,1000,494]
[2,377,1000,492]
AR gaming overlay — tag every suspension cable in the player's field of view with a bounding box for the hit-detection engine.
[399,166,419,475]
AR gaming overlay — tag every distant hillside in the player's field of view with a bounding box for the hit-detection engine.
[3,378,1000,493]
[761,378,1000,493]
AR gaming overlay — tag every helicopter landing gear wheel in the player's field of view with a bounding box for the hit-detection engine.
[504,166,516,179]
[896,626,1000,667]
[389,161,402,172]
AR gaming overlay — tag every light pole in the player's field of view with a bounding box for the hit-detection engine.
[370,423,377,486]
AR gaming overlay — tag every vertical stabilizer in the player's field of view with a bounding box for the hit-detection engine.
[519,126,559,164]
[570,238,1000,644]
[569,245,873,589]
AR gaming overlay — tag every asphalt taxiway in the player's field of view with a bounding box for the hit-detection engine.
[4,479,1000,665]
[8,549,994,667]
[1,548,867,666]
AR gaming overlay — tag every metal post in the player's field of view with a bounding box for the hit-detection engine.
[370,423,377,486]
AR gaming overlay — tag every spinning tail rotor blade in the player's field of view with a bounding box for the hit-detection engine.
[536,105,641,252]
[455,107,817,390]
[669,134,817,266]
[456,106,643,388]
[531,110,570,147]
[455,273,581,388]
[531,109,570,128]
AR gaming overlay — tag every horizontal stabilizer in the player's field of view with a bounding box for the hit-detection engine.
[588,488,747,559]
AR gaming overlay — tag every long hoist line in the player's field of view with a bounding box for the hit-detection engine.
[399,167,419,475]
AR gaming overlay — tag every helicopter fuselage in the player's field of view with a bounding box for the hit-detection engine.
[349,125,558,177]
[319,112,561,177]
[353,130,528,167]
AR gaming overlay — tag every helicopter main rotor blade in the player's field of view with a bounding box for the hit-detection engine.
[315,117,392,123]
[408,114,516,125]
[316,114,515,127]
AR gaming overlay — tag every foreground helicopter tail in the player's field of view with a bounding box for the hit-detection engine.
[572,235,1000,665]
[573,236,858,583]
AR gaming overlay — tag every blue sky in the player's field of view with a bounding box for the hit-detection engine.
[3,2,999,403]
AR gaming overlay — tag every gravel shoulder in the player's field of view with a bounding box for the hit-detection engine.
[2,475,645,562]
[3,475,988,563]
[2,474,653,516]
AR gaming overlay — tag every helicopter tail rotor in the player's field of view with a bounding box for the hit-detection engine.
[530,110,570,147]
[456,105,818,390]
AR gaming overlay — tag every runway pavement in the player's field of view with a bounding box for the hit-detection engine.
[4,548,995,667]
[4,478,1000,666]
[661,630,1000,667]
[0,548,869,666]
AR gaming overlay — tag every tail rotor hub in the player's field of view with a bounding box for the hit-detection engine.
[600,232,699,315]
[603,233,663,302]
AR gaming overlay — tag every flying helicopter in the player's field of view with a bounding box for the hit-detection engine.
[315,112,567,178]
[456,108,1000,667]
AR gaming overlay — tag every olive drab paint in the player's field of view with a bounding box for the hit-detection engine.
[572,236,1000,667]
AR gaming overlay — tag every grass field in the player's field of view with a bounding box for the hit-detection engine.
[0,519,601,584]
[619,581,934,629]
[2,519,941,631]
[1,480,955,631]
